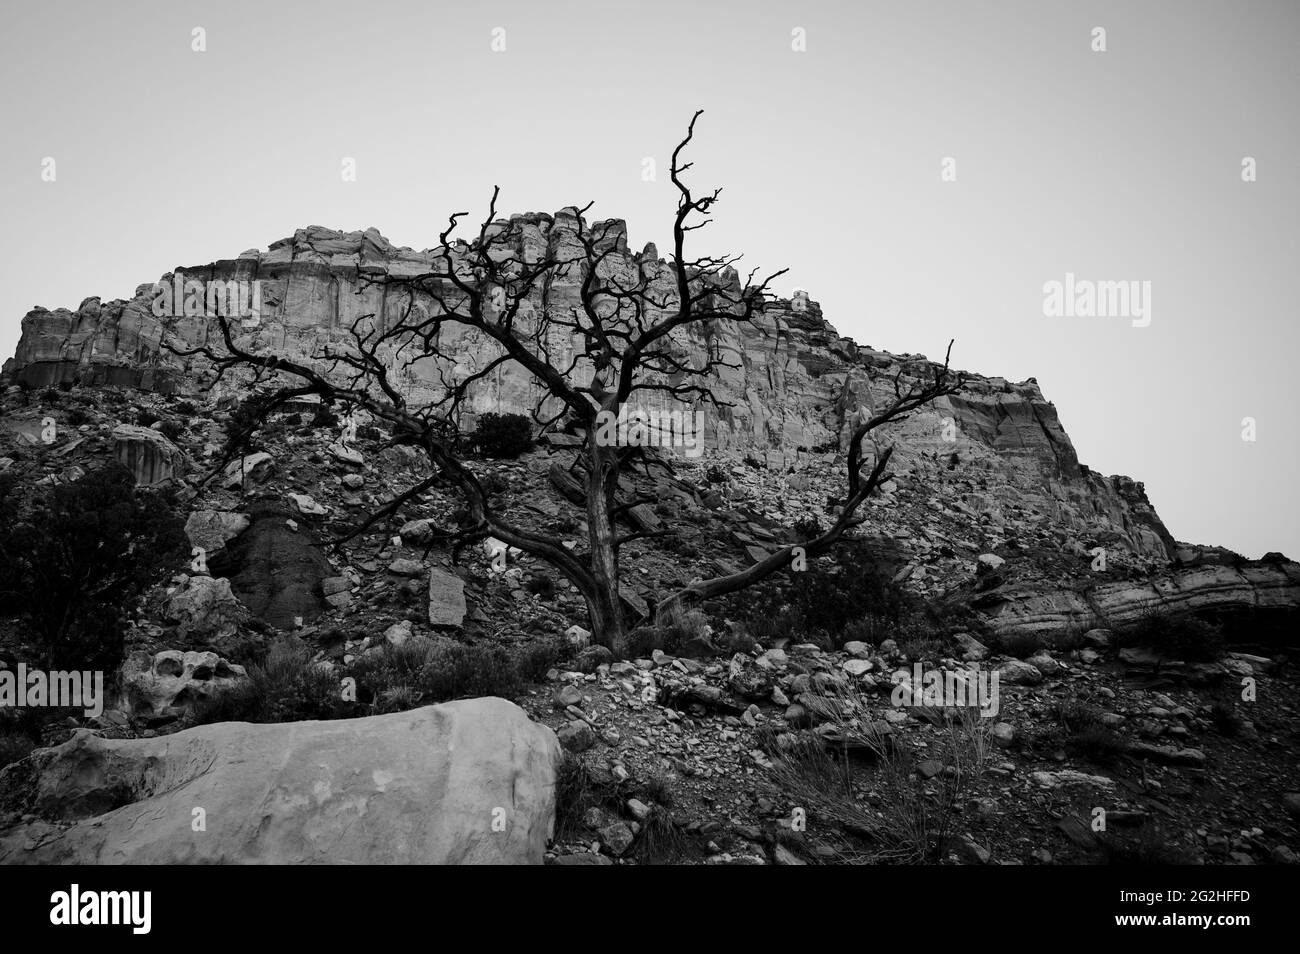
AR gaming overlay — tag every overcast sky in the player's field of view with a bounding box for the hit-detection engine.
[1,0,1296,558]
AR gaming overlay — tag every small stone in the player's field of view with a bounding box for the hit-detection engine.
[383,620,413,647]
[599,822,635,857]
[1083,628,1113,649]
[991,722,1016,747]
[996,659,1043,685]
[842,658,873,677]
[953,633,989,661]
[557,720,596,752]
[917,759,944,780]
[554,685,584,709]
[288,492,328,516]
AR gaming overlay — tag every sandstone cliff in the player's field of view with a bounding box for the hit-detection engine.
[3,216,1174,562]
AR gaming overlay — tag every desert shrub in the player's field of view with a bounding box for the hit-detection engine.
[625,625,666,659]
[514,638,574,681]
[1118,611,1225,662]
[987,630,1045,659]
[553,754,623,841]
[356,424,381,442]
[840,617,885,648]
[792,515,824,539]
[551,514,580,535]
[897,633,945,662]
[765,690,990,863]
[1047,697,1127,765]
[639,772,676,807]
[153,419,184,442]
[1050,625,1088,652]
[0,708,44,771]
[729,541,912,648]
[0,732,34,771]
[524,575,556,600]
[635,806,692,864]
[222,392,278,455]
[349,640,523,709]
[190,638,345,725]
[0,463,186,670]
[41,387,60,405]
[472,412,533,459]
[246,639,344,721]
[704,463,729,485]
[478,471,510,497]
[173,399,199,416]
[1210,699,1242,736]
[312,404,339,429]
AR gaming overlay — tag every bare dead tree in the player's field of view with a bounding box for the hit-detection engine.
[168,111,965,657]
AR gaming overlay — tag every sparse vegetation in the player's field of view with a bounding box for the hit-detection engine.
[472,412,534,459]
[190,637,347,725]
[728,541,916,649]
[1117,610,1225,662]
[0,463,186,670]
[553,754,623,841]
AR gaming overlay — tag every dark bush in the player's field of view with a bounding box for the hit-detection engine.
[514,638,574,681]
[190,638,347,725]
[153,419,185,442]
[1119,611,1225,662]
[0,463,187,670]
[728,541,912,647]
[348,640,524,709]
[524,575,556,600]
[792,515,823,539]
[553,754,623,841]
[223,392,279,455]
[472,412,534,458]
[312,404,339,429]
[1048,697,1127,765]
[987,630,1046,659]
[704,464,729,485]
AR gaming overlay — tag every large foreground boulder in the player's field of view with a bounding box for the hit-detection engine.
[0,698,560,864]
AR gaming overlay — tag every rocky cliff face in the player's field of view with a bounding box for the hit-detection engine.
[2,215,1174,563]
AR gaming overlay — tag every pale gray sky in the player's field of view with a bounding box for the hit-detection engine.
[1,0,1296,557]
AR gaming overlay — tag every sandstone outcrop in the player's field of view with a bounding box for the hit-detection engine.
[111,423,183,486]
[979,560,1300,639]
[0,698,560,864]
[2,218,1174,561]
[119,648,248,717]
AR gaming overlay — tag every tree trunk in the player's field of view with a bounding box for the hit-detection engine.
[585,440,627,657]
